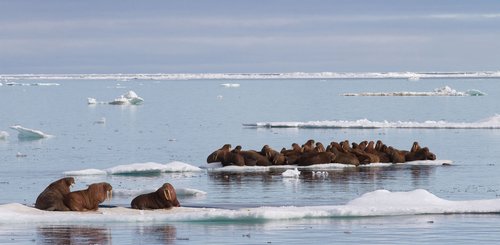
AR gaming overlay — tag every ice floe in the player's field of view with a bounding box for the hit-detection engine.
[342,86,486,96]
[220,83,240,87]
[205,160,452,172]
[64,161,203,176]
[87,90,144,105]
[9,125,52,139]
[244,114,500,129]
[2,189,500,224]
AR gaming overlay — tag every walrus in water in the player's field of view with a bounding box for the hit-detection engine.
[131,183,180,210]
[63,182,113,211]
[35,177,75,211]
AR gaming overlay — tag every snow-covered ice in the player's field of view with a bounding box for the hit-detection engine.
[244,114,500,129]
[64,161,203,176]
[9,125,51,139]
[2,189,500,224]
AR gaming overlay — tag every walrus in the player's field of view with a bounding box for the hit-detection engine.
[131,183,180,210]
[63,182,113,211]
[232,145,272,166]
[326,141,360,166]
[405,142,436,161]
[301,139,315,153]
[365,140,391,163]
[260,145,280,162]
[207,144,245,166]
[35,177,75,211]
[296,151,336,166]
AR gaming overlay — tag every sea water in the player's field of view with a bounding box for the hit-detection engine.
[1,76,500,244]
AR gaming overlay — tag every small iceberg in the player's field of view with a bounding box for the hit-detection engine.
[9,125,51,139]
[88,90,144,105]
[0,131,8,140]
[220,83,240,88]
[282,168,301,178]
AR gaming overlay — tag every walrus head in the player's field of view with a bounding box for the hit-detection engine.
[160,183,180,207]
[421,147,436,160]
[411,142,421,152]
[88,182,113,203]
[52,177,75,192]
[207,144,232,163]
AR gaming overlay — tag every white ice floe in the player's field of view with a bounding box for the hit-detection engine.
[88,90,144,105]
[342,86,486,96]
[64,161,202,176]
[0,131,8,140]
[2,189,500,224]
[244,114,500,129]
[205,160,452,172]
[220,83,240,88]
[9,125,51,139]
[282,168,300,178]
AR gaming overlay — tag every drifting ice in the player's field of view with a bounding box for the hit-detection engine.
[88,91,144,105]
[9,125,51,139]
[343,86,486,96]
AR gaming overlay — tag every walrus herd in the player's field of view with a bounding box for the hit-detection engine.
[207,140,436,167]
[34,178,180,212]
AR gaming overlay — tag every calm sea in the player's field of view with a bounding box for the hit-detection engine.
[1,77,500,244]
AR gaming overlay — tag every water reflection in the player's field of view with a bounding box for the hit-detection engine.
[208,164,434,189]
[135,224,177,244]
[37,225,111,245]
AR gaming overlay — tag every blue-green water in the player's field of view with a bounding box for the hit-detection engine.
[1,77,500,244]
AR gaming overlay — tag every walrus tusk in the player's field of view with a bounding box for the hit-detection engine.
[107,190,112,201]
[163,189,170,201]
[164,188,173,201]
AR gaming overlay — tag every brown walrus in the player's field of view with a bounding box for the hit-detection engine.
[131,183,180,210]
[63,182,113,211]
[206,144,245,166]
[35,177,75,211]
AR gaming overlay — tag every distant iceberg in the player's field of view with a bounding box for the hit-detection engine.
[244,114,500,129]
[9,125,51,139]
[0,131,8,140]
[220,83,240,88]
[88,90,144,105]
[342,86,486,96]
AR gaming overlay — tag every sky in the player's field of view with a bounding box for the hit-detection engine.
[1,0,500,73]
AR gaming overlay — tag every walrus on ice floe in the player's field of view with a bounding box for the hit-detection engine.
[35,177,75,211]
[63,182,113,211]
[405,142,437,161]
[206,144,245,166]
[131,183,180,210]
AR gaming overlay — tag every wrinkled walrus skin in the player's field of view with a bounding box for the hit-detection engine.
[63,182,112,211]
[131,183,180,210]
[35,177,75,211]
